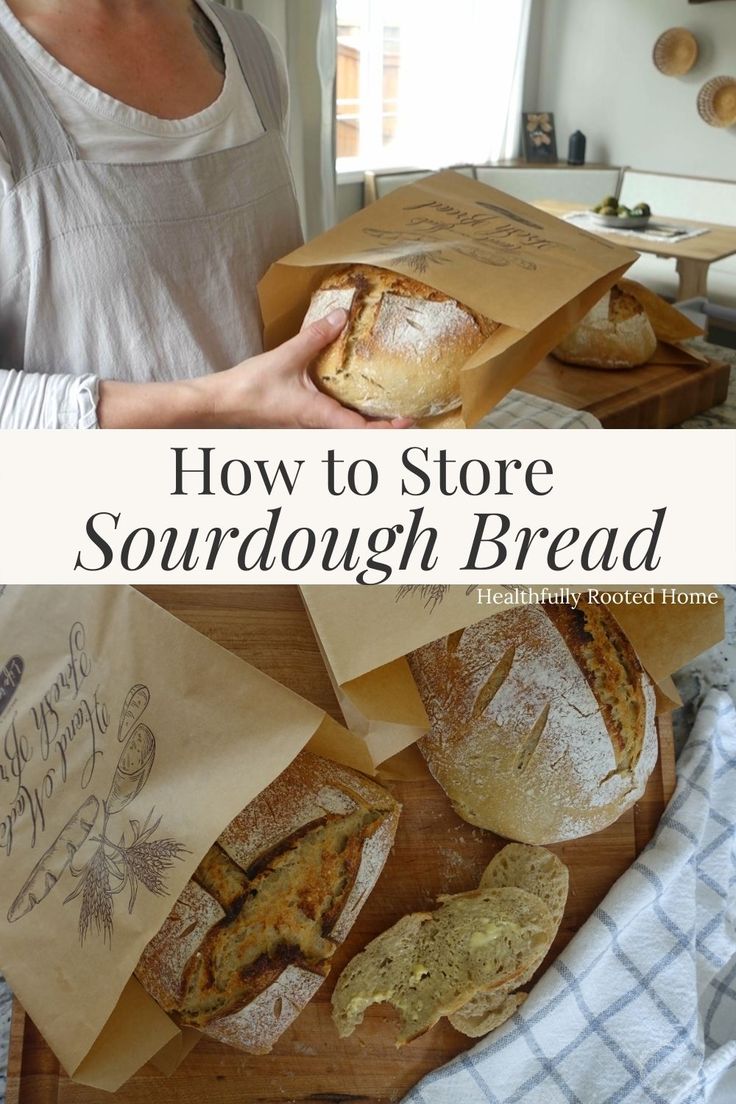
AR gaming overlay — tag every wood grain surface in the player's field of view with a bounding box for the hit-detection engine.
[520,354,730,428]
[7,586,678,1104]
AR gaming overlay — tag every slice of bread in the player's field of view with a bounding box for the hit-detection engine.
[449,844,568,1038]
[448,989,527,1038]
[480,843,569,929]
[331,886,554,1046]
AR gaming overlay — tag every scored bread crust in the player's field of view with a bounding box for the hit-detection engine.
[135,752,400,1054]
[408,601,657,844]
[303,264,498,420]
[552,285,658,369]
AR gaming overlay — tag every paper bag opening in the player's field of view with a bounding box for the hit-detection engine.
[258,171,639,427]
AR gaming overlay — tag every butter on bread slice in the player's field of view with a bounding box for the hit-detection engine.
[331,886,554,1046]
[449,844,568,1038]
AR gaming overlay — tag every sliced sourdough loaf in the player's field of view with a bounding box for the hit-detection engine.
[407,599,657,843]
[331,886,554,1046]
[449,844,568,1038]
[136,752,400,1054]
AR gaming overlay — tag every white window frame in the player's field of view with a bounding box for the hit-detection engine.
[336,1,406,178]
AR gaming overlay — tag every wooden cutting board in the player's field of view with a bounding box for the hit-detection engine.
[520,353,730,427]
[6,586,678,1104]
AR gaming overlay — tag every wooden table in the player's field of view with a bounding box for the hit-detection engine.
[537,198,736,300]
[6,586,678,1104]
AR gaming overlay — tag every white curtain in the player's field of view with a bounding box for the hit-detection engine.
[222,0,337,238]
[393,0,532,167]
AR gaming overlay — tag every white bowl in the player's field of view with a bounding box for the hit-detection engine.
[589,212,652,230]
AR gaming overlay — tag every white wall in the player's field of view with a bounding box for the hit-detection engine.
[528,0,736,178]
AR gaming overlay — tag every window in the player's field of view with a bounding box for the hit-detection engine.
[336,0,531,175]
[336,2,401,170]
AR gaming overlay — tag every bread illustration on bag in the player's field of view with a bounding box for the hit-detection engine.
[7,684,187,943]
[135,751,400,1054]
[407,599,657,844]
[302,264,498,420]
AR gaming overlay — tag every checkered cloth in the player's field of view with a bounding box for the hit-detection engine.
[477,391,601,429]
[403,690,736,1104]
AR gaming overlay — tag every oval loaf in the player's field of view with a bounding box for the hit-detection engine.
[135,751,400,1053]
[407,600,658,844]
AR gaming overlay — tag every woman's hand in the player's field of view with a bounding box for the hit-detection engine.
[98,309,413,429]
[207,309,412,429]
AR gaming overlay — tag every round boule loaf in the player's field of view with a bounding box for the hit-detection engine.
[407,600,657,844]
[553,284,657,369]
[302,264,498,419]
[135,751,400,1054]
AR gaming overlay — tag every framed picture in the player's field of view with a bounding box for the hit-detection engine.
[522,112,558,162]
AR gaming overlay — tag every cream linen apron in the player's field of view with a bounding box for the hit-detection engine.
[0,4,303,426]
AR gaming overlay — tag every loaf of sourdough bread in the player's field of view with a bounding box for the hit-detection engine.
[407,600,657,844]
[302,264,498,420]
[135,752,400,1053]
[552,284,657,369]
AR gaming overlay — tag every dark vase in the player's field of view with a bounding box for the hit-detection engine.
[568,131,586,165]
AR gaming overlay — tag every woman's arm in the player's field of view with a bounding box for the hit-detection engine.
[3,310,411,431]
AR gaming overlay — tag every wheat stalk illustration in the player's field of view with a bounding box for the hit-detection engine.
[396,584,451,613]
[62,688,188,945]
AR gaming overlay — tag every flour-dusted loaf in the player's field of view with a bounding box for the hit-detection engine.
[302,264,498,419]
[448,844,568,1037]
[407,600,658,844]
[135,752,400,1053]
[331,886,555,1045]
[552,284,658,369]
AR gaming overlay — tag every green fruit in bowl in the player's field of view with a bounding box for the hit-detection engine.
[617,206,632,218]
[635,202,651,217]
[600,205,618,216]
[601,195,618,208]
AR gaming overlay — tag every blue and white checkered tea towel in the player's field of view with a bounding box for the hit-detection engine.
[403,690,736,1104]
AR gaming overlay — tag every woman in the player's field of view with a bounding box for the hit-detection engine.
[0,0,408,429]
